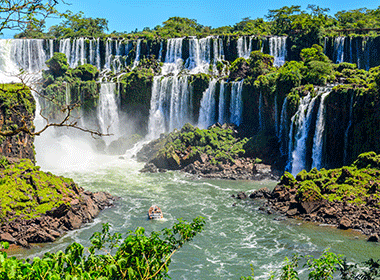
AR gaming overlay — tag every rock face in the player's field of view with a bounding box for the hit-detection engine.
[0,190,115,247]
[0,84,36,162]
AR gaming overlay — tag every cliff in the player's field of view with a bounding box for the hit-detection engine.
[0,84,35,162]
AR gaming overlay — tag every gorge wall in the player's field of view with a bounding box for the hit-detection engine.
[1,35,380,175]
[0,84,35,162]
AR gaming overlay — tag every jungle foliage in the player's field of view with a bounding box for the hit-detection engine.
[0,217,205,279]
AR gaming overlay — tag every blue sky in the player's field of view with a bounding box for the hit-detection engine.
[2,0,380,38]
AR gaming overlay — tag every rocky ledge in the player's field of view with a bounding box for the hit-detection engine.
[137,123,280,180]
[0,157,116,248]
[234,152,380,242]
[0,189,114,248]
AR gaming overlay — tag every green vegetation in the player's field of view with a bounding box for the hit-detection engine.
[13,5,380,40]
[156,123,249,167]
[0,217,205,279]
[242,249,380,280]
[0,157,80,221]
[279,152,380,205]
[41,52,100,120]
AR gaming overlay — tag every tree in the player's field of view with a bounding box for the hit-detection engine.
[0,0,60,35]
[48,11,108,38]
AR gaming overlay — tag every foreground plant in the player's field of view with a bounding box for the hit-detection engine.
[0,216,205,279]
[242,249,380,280]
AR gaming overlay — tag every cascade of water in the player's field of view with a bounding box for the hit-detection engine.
[237,36,252,59]
[158,41,163,61]
[65,82,71,106]
[218,80,226,124]
[147,76,190,139]
[334,37,345,64]
[95,38,101,70]
[198,79,217,129]
[105,39,112,70]
[287,93,318,175]
[133,39,141,68]
[344,92,354,165]
[270,36,287,67]
[59,38,71,65]
[279,97,288,156]
[0,40,20,83]
[97,83,120,143]
[230,80,244,126]
[258,91,264,131]
[186,36,212,74]
[311,88,332,169]
[49,39,54,59]
[11,39,47,73]
[162,38,183,75]
[212,37,224,74]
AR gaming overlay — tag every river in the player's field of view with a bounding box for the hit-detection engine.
[8,132,380,279]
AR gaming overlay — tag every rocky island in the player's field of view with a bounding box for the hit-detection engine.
[236,151,380,242]
[137,123,281,180]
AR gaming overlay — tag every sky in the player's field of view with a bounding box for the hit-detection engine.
[2,0,380,38]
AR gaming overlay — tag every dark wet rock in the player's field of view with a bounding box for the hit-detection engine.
[368,234,379,242]
[0,190,115,248]
[339,217,352,229]
[246,182,380,241]
[236,191,248,200]
[140,162,158,173]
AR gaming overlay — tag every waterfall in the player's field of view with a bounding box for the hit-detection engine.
[49,39,54,59]
[237,36,252,59]
[269,36,287,67]
[59,38,86,68]
[147,76,190,139]
[65,83,71,105]
[162,38,183,75]
[158,41,163,61]
[230,80,244,126]
[186,36,212,74]
[133,39,141,68]
[198,79,217,129]
[0,40,20,83]
[105,39,112,70]
[279,97,288,156]
[311,88,332,169]
[287,93,318,175]
[218,80,226,124]
[147,38,191,139]
[344,92,354,164]
[334,37,345,64]
[97,83,120,143]
[11,39,47,73]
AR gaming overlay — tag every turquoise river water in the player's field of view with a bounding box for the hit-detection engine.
[8,133,380,279]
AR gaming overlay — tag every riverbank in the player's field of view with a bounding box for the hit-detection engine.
[0,157,115,248]
[235,152,380,242]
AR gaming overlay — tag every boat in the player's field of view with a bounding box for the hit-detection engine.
[148,205,163,219]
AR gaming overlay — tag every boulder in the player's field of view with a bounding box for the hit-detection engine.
[338,217,352,230]
[368,234,379,242]
[0,232,16,243]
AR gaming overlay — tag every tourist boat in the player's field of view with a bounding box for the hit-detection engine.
[148,205,163,219]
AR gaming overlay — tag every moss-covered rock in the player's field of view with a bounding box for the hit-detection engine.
[72,64,99,81]
[45,52,69,78]
[0,158,80,221]
[0,84,35,161]
[280,152,380,205]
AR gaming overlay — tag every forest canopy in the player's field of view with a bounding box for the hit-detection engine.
[13,5,380,39]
